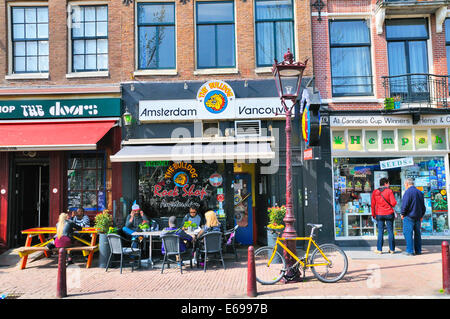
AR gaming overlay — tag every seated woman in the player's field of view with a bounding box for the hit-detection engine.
[194,210,222,265]
[196,210,221,238]
[54,212,83,265]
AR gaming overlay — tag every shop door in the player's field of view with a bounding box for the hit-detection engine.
[12,164,49,246]
[234,174,253,245]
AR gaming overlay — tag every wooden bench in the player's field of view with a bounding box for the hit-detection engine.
[15,246,49,258]
[16,245,98,258]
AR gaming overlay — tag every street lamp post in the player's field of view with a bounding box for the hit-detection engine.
[272,49,307,281]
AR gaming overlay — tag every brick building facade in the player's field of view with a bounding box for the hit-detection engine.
[311,0,450,244]
[0,0,320,250]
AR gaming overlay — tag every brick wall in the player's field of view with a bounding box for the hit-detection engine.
[0,0,314,88]
[0,0,125,87]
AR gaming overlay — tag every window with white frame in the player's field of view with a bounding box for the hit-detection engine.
[71,5,108,72]
[255,0,294,67]
[11,6,49,73]
[137,2,176,70]
[329,20,373,96]
[196,1,235,69]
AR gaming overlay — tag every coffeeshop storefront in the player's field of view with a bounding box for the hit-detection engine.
[111,79,303,246]
[331,114,450,243]
[0,91,122,249]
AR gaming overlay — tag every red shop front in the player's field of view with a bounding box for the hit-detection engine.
[0,90,122,250]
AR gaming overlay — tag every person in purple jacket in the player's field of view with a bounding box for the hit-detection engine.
[161,216,193,255]
[401,178,426,256]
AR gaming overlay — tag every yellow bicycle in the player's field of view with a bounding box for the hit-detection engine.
[254,223,348,284]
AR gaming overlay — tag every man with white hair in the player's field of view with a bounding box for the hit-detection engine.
[401,178,426,256]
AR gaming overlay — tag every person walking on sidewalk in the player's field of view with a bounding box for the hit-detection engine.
[371,177,397,254]
[401,178,426,256]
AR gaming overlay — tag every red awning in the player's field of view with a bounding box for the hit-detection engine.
[0,120,116,151]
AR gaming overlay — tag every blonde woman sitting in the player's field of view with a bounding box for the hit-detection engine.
[55,213,82,265]
[196,210,222,239]
[194,210,223,267]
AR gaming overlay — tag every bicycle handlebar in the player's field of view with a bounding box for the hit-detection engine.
[265,224,322,238]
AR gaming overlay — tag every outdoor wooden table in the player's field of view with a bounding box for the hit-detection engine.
[19,227,100,270]
[132,229,198,269]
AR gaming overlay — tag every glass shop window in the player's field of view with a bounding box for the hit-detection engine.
[68,152,106,213]
[138,161,227,220]
[333,156,449,238]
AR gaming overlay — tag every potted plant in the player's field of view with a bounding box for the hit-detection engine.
[138,220,150,231]
[94,209,113,268]
[384,97,395,110]
[393,96,402,109]
[183,220,198,232]
[267,206,286,242]
[266,205,286,263]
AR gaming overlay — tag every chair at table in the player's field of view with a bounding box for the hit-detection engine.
[196,231,225,272]
[223,225,239,261]
[106,234,141,274]
[160,233,193,274]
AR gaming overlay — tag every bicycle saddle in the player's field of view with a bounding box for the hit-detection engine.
[307,223,323,229]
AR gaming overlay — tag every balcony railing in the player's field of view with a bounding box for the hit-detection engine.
[382,73,449,109]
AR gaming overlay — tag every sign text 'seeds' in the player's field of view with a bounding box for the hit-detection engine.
[379,157,414,170]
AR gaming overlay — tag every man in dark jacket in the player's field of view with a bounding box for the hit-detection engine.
[122,201,149,248]
[371,177,397,254]
[401,178,426,256]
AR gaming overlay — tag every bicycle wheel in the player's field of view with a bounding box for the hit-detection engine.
[310,243,348,283]
[254,246,286,285]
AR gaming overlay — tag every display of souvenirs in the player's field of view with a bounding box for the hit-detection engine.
[433,213,449,234]
[421,216,433,235]
[425,198,432,215]
[431,189,447,212]
[335,219,344,237]
[333,157,449,238]
[354,180,363,192]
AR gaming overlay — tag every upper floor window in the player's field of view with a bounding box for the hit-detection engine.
[71,5,108,72]
[386,19,429,101]
[329,20,373,96]
[255,0,294,67]
[196,1,235,69]
[11,6,49,73]
[137,2,176,70]
[386,18,429,76]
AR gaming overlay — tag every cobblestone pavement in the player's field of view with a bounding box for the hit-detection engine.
[0,245,449,299]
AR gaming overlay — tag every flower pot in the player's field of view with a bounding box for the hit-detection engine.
[384,98,394,110]
[98,233,111,268]
[267,228,284,263]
